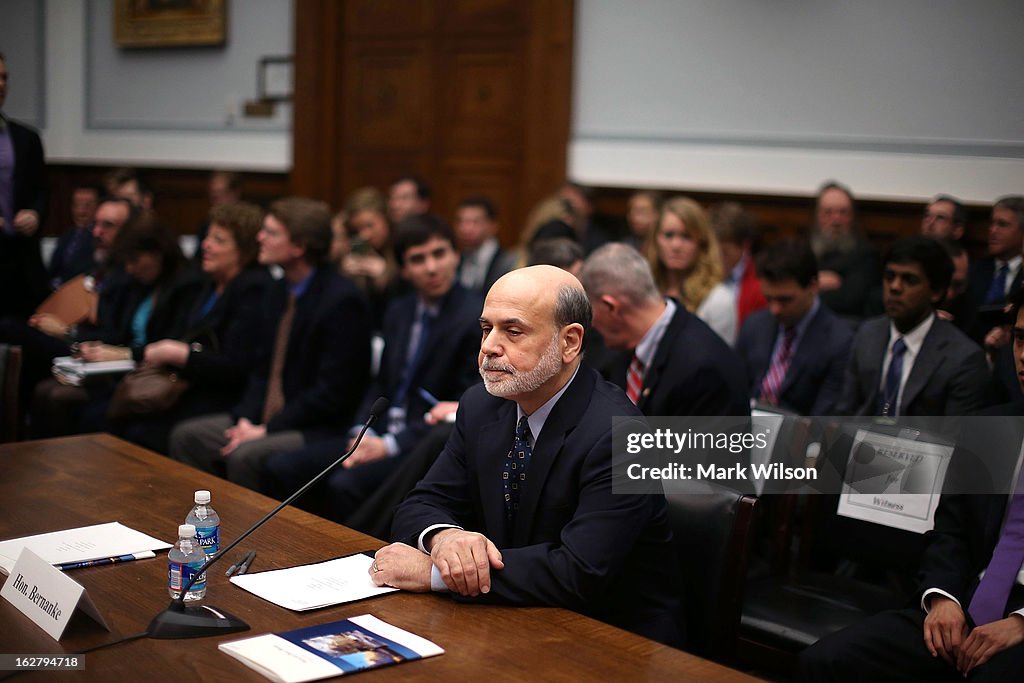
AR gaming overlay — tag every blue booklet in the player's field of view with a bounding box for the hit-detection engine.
[219,614,443,682]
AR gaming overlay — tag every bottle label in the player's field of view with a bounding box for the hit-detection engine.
[168,561,207,592]
[194,525,219,555]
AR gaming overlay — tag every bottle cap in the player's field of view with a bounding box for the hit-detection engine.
[194,490,211,504]
[179,524,197,537]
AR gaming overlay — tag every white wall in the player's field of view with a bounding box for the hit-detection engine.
[4,0,292,171]
[570,0,1024,203]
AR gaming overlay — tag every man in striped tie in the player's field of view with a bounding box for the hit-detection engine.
[579,243,748,417]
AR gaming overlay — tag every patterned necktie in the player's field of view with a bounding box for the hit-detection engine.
[503,416,533,522]
[985,264,1010,304]
[879,337,907,417]
[968,469,1024,625]
[759,326,797,406]
[262,293,296,424]
[626,355,645,405]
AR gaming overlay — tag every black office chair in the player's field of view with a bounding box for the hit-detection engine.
[0,344,22,443]
[665,481,758,664]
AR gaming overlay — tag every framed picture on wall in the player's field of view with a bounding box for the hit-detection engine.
[114,0,227,48]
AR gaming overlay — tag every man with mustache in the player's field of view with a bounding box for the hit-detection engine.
[370,266,682,646]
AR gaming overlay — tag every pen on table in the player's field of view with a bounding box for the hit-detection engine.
[226,550,257,577]
[57,550,155,571]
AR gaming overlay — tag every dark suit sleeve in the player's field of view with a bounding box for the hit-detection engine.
[810,326,853,416]
[836,328,866,416]
[943,346,994,416]
[12,123,48,220]
[917,494,978,604]
[734,318,759,396]
[480,429,661,609]
[182,274,268,389]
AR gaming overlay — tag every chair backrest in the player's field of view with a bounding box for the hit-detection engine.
[665,482,758,663]
[0,344,23,443]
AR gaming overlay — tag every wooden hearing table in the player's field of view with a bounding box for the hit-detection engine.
[0,434,759,681]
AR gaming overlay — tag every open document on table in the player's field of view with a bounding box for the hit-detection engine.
[0,522,171,574]
[230,553,398,611]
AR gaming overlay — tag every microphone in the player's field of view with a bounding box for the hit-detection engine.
[147,397,390,639]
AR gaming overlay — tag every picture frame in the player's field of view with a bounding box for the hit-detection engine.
[259,56,293,102]
[114,0,227,49]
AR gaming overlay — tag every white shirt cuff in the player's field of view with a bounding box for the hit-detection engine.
[921,588,961,613]
[417,524,462,553]
[430,564,449,592]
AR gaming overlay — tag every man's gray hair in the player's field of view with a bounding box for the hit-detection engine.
[554,285,591,331]
[579,243,661,307]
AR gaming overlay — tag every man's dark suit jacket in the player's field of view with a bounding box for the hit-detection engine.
[736,305,853,415]
[48,226,96,288]
[457,243,516,294]
[234,267,372,439]
[966,257,1024,342]
[392,365,683,646]
[837,314,993,416]
[606,304,749,416]
[0,118,48,316]
[359,282,483,453]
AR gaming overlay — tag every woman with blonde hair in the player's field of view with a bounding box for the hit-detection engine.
[646,196,737,344]
[340,186,398,330]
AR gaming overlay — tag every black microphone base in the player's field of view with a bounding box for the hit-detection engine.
[147,601,249,639]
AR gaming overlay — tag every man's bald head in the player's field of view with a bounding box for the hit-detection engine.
[488,265,591,333]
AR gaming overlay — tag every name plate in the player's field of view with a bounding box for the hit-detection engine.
[1,548,109,640]
[836,429,953,534]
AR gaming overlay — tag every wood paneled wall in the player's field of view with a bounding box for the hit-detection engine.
[43,165,289,237]
[291,0,574,246]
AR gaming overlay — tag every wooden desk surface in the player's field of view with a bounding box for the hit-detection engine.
[0,434,759,682]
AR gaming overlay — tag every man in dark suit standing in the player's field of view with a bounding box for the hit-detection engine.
[799,290,1024,681]
[370,266,682,646]
[0,53,49,318]
[736,240,852,415]
[579,242,748,416]
[262,214,482,521]
[169,198,372,489]
[968,197,1024,317]
[838,236,992,417]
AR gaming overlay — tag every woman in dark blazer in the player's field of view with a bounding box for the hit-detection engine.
[113,202,271,454]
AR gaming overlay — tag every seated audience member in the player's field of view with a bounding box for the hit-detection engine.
[798,289,1024,681]
[710,201,767,328]
[735,240,853,416]
[48,184,99,289]
[921,194,967,241]
[387,175,431,225]
[968,196,1024,339]
[559,181,621,254]
[937,239,973,330]
[580,243,748,416]
[623,189,663,252]
[517,195,579,263]
[261,214,482,523]
[371,266,683,647]
[647,196,737,345]
[192,170,242,260]
[32,214,203,436]
[169,198,372,489]
[113,202,272,454]
[340,186,400,331]
[109,168,155,212]
[454,195,515,293]
[528,237,584,277]
[837,236,992,417]
[809,181,878,320]
[0,196,133,407]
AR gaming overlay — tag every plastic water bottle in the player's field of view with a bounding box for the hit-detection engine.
[168,524,207,602]
[185,490,220,557]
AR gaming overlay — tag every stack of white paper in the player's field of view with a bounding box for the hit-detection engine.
[0,522,172,574]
